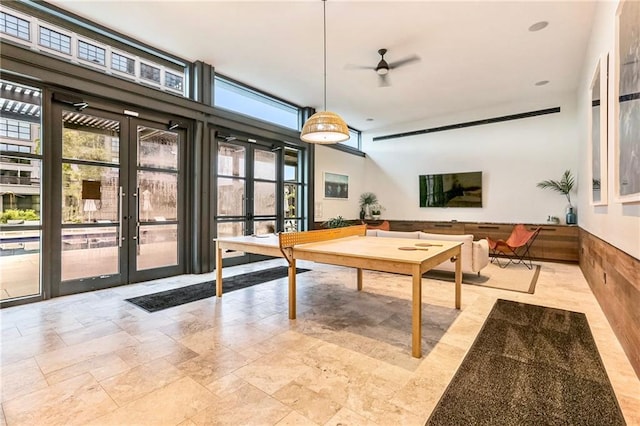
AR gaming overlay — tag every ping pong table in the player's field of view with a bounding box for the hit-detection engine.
[215,225,462,358]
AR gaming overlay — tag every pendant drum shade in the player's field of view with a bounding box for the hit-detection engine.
[300,0,350,144]
[301,111,350,144]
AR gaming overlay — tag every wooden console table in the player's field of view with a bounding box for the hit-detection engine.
[392,221,579,263]
[315,220,579,263]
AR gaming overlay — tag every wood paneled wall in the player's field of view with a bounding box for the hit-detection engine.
[580,229,640,379]
[315,220,579,262]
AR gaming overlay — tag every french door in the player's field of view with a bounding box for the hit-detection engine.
[52,101,185,296]
[215,132,280,264]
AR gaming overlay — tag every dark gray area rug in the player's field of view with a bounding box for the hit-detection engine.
[426,299,626,425]
[126,266,309,312]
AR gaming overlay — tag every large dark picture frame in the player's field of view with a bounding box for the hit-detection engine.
[419,171,483,208]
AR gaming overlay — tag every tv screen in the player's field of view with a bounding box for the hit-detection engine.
[419,171,482,207]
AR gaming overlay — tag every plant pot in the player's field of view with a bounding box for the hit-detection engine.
[372,214,381,220]
[364,205,372,219]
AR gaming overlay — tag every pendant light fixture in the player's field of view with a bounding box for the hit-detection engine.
[300,0,350,144]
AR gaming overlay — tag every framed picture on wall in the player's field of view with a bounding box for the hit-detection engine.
[589,53,608,206]
[324,172,349,199]
[613,0,640,203]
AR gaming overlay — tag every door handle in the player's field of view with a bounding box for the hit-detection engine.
[118,186,124,247]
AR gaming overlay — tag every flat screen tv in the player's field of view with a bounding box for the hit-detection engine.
[419,171,482,207]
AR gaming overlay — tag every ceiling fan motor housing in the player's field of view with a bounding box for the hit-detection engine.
[376,48,389,74]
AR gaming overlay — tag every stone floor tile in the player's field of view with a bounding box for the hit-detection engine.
[189,383,290,426]
[3,373,117,425]
[88,376,215,426]
[99,358,184,406]
[0,260,638,425]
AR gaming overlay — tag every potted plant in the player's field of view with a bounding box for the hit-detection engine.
[537,169,576,224]
[370,204,384,220]
[322,216,351,228]
[359,192,378,219]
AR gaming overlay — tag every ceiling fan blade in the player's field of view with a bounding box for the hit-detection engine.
[378,73,390,87]
[388,55,420,69]
[345,64,376,70]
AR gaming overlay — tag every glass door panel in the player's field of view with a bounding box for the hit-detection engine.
[60,111,122,286]
[131,125,181,277]
[137,224,178,270]
[216,139,248,260]
[215,134,279,264]
[254,220,276,235]
[284,148,304,232]
[253,147,277,225]
[0,230,41,300]
[61,226,119,281]
[138,129,178,170]
[61,165,119,224]
[55,104,185,295]
[217,178,245,216]
[254,181,276,216]
[218,142,246,177]
[217,221,245,239]
[0,80,43,303]
[217,221,246,259]
[137,171,177,221]
[254,150,276,180]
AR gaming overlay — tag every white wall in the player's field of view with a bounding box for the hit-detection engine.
[576,0,640,260]
[360,96,579,224]
[315,1,639,260]
[316,94,580,224]
[314,146,366,221]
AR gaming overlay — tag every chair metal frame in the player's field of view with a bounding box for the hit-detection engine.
[486,225,541,269]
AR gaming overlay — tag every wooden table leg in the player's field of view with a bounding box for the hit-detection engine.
[288,258,297,319]
[454,248,462,309]
[215,241,223,297]
[357,268,363,291]
[412,265,422,358]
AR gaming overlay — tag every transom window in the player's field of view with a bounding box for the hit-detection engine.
[340,128,361,150]
[111,52,135,75]
[0,5,187,96]
[39,26,71,54]
[214,76,299,130]
[78,40,105,65]
[0,11,29,40]
[140,63,161,83]
[165,72,183,91]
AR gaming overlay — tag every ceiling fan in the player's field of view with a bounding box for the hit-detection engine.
[347,48,421,87]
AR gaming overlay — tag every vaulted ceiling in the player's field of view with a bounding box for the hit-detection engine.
[51,1,597,132]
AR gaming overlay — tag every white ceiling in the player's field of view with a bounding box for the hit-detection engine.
[51,1,597,132]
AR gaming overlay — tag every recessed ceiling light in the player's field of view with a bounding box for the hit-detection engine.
[535,80,550,86]
[529,21,549,32]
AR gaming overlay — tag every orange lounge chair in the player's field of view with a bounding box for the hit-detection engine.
[486,224,541,269]
[362,220,390,231]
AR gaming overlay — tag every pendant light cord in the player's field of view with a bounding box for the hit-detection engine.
[323,0,327,111]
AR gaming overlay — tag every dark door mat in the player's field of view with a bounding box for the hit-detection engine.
[126,266,309,312]
[426,299,626,425]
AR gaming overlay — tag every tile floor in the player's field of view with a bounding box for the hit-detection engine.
[1,259,639,425]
